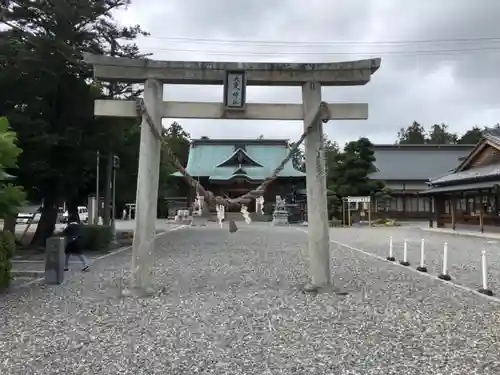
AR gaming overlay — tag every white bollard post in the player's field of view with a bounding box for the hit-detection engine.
[387,237,395,261]
[478,250,493,296]
[438,242,451,281]
[416,238,427,272]
[400,239,410,266]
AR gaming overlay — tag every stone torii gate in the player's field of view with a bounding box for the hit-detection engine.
[83,53,381,293]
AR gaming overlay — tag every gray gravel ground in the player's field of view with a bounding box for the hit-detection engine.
[1,223,500,374]
[329,226,500,293]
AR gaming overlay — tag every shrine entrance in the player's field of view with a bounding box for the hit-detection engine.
[84,52,380,292]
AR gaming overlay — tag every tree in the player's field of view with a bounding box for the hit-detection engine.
[329,137,384,198]
[427,123,458,144]
[323,134,339,177]
[458,126,484,144]
[1,0,147,245]
[397,121,427,144]
[0,116,26,235]
[158,122,191,200]
[374,186,393,212]
[289,141,305,172]
[0,117,26,217]
[0,117,25,290]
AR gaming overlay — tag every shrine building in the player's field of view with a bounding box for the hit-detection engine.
[173,138,306,212]
[369,143,474,220]
[423,129,500,232]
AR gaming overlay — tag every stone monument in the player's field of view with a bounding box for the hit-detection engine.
[45,237,65,285]
[272,196,289,225]
[174,209,191,225]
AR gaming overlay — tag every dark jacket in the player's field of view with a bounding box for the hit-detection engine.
[63,223,82,254]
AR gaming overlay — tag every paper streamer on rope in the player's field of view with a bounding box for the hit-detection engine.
[241,205,252,224]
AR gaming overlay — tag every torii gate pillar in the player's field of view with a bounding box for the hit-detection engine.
[302,82,330,286]
[131,79,163,290]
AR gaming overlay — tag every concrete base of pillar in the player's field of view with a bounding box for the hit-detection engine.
[438,274,451,281]
[478,288,493,296]
[120,285,168,298]
[301,283,349,295]
[416,266,428,273]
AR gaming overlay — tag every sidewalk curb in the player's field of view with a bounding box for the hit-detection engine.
[421,227,500,241]
[12,270,45,278]
[16,225,188,289]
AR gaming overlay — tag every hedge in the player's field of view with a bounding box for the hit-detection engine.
[0,231,16,291]
[60,224,112,251]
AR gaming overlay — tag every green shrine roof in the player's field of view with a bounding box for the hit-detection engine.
[172,139,305,180]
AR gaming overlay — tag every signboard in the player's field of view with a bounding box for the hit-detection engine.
[347,196,371,203]
[224,70,246,111]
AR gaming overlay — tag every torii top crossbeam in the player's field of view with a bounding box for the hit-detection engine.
[83,53,381,86]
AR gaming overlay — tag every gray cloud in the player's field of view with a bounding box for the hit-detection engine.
[115,0,500,146]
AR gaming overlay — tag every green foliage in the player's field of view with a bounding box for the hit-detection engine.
[397,121,427,144]
[0,231,16,291]
[158,122,191,200]
[325,137,387,219]
[0,117,26,217]
[427,124,458,144]
[289,141,305,172]
[372,218,399,227]
[458,126,484,144]
[76,224,112,251]
[329,137,384,198]
[374,186,393,211]
[0,117,22,169]
[290,133,338,173]
[1,0,151,245]
[396,121,499,145]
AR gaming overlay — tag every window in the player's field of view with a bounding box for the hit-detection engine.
[418,198,429,212]
[460,198,466,213]
[396,197,404,212]
[409,197,418,212]
[389,197,398,211]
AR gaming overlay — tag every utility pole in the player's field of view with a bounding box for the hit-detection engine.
[104,39,118,227]
[110,155,120,244]
[95,150,100,224]
[103,155,112,226]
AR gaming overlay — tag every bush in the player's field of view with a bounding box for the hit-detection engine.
[329,218,342,227]
[73,224,112,251]
[0,231,16,291]
[372,218,399,227]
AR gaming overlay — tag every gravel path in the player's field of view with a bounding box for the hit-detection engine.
[1,223,499,374]
[329,226,500,293]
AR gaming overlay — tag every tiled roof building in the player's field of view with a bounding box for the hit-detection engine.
[423,129,500,232]
[173,138,305,214]
[369,144,474,219]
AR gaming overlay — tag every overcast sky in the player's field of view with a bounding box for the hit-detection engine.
[114,0,500,147]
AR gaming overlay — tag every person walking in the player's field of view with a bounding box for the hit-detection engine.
[63,221,90,272]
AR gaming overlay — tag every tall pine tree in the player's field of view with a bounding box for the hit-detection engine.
[1,0,148,245]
